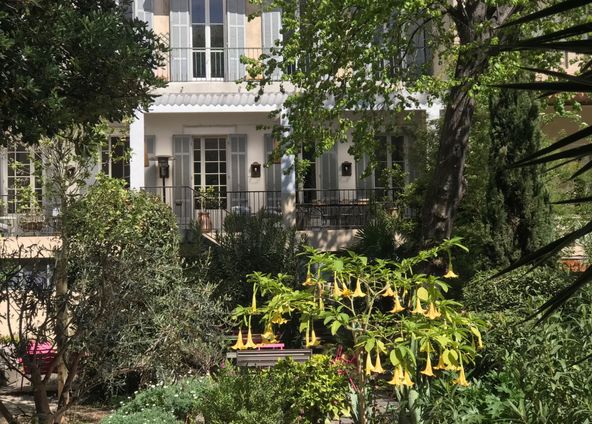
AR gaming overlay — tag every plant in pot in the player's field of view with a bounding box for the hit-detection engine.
[17,186,44,232]
[196,186,218,233]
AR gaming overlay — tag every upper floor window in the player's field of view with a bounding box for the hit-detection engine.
[3,144,42,214]
[191,0,225,79]
[102,137,130,187]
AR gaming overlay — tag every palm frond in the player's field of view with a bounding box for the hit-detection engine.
[493,220,592,277]
[535,266,592,322]
[513,143,592,167]
[499,0,592,28]
[552,196,592,204]
[512,125,592,167]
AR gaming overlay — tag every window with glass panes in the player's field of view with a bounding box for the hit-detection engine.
[374,135,404,188]
[6,145,42,214]
[193,137,227,208]
[101,137,130,186]
[191,0,225,79]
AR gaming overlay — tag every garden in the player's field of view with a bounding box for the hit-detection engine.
[2,0,592,423]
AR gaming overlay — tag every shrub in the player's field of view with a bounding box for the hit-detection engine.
[269,355,351,423]
[422,288,592,423]
[115,379,208,421]
[462,266,574,314]
[101,407,180,424]
[212,212,305,306]
[199,367,286,424]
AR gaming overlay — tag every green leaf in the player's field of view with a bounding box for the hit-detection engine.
[330,321,341,335]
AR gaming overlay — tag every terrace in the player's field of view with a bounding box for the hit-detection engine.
[142,186,399,245]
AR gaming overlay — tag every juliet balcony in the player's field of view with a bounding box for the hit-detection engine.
[155,46,430,83]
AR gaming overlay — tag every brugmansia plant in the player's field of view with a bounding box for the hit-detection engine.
[232,238,484,423]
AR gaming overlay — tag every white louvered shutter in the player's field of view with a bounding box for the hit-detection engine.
[227,0,246,81]
[170,0,191,81]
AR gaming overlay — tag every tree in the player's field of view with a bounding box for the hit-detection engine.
[0,0,166,147]
[233,241,484,423]
[483,88,552,266]
[245,0,573,247]
[0,175,229,424]
[491,0,592,318]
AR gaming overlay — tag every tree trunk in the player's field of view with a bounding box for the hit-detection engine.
[30,366,53,424]
[420,2,515,246]
[0,400,18,424]
[54,197,70,423]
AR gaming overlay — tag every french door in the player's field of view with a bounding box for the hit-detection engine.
[191,0,225,79]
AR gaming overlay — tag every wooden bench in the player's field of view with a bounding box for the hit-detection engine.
[230,349,313,368]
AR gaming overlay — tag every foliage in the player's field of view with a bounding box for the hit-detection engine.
[66,177,229,384]
[495,0,592,316]
[353,189,422,260]
[101,407,180,424]
[112,379,208,422]
[0,0,166,147]
[484,88,552,267]
[462,266,574,314]
[233,240,484,424]
[210,211,306,306]
[421,288,592,423]
[269,356,351,423]
[244,0,575,244]
[198,367,286,424]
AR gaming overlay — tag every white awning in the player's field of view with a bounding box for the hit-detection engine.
[149,92,287,113]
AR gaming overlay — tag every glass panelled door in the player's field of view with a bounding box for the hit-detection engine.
[193,137,227,209]
[191,0,224,79]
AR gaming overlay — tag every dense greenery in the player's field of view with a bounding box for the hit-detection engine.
[454,89,552,277]
[420,267,592,423]
[66,178,229,384]
[191,212,305,306]
[0,0,166,147]
[234,242,484,424]
[103,357,349,424]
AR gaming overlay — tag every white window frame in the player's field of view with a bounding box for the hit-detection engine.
[190,0,226,80]
[192,136,228,209]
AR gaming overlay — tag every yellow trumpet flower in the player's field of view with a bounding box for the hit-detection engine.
[453,365,470,387]
[333,280,342,297]
[311,328,320,346]
[434,352,446,370]
[388,366,404,386]
[389,295,405,314]
[341,285,353,298]
[444,268,459,279]
[270,313,287,325]
[244,326,257,349]
[303,273,315,286]
[262,324,276,343]
[251,291,257,312]
[231,328,246,350]
[373,350,385,374]
[352,278,366,298]
[420,353,435,377]
[365,353,376,376]
[411,296,426,314]
[424,302,441,320]
[382,284,396,297]
[402,369,414,387]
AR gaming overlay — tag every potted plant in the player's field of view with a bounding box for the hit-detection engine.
[17,186,44,232]
[196,186,218,233]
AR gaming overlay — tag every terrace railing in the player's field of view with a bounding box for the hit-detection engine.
[142,186,398,235]
[295,188,397,230]
[0,194,61,237]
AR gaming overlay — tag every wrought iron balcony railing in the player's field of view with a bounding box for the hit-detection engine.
[141,187,398,233]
